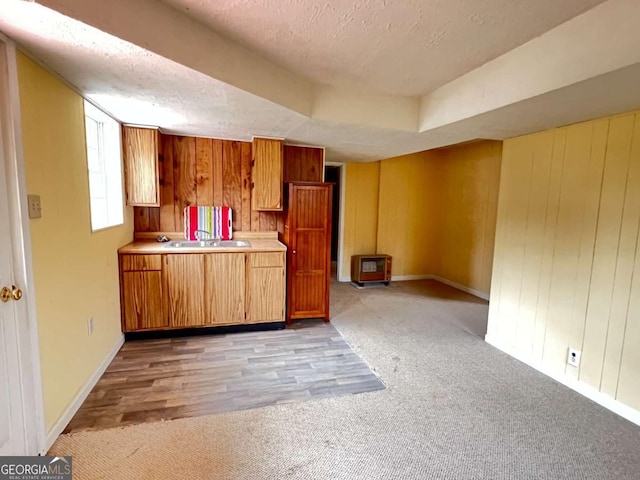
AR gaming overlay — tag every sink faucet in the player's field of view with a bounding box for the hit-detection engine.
[194,229,211,240]
[194,229,222,244]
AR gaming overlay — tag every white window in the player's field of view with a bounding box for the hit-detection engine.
[84,100,124,231]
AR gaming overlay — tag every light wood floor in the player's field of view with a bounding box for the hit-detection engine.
[64,320,384,432]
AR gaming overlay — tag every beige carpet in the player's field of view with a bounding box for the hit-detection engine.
[50,280,640,480]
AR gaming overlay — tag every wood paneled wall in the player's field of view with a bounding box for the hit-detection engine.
[487,111,640,412]
[436,141,502,295]
[134,135,324,233]
[341,162,381,280]
[340,141,501,286]
[376,152,441,277]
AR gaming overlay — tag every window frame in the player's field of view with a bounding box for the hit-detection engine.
[83,100,124,232]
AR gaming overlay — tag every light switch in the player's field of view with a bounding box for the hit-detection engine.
[27,194,42,219]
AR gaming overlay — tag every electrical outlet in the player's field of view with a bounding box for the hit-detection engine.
[568,348,581,367]
[87,316,94,336]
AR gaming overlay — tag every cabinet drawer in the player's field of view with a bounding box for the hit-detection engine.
[249,252,284,268]
[121,255,162,271]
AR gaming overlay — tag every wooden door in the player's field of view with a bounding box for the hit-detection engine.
[122,271,164,331]
[165,254,206,327]
[204,253,245,325]
[246,252,285,323]
[251,137,283,211]
[287,183,332,322]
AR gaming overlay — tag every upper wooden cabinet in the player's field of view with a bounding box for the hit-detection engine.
[122,126,160,206]
[283,145,324,183]
[251,137,283,211]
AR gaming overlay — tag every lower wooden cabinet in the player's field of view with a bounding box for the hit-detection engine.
[121,271,165,331]
[119,251,285,332]
[164,254,206,327]
[246,252,285,323]
[205,253,245,325]
[120,254,165,331]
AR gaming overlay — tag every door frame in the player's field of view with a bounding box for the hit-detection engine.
[324,162,346,281]
[0,34,46,455]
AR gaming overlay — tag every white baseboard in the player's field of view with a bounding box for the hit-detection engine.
[338,274,431,282]
[43,334,124,452]
[342,272,490,301]
[485,335,640,428]
[391,274,434,281]
[430,275,490,301]
[388,274,490,301]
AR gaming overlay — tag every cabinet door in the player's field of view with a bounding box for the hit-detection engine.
[165,254,206,327]
[246,252,285,323]
[251,137,283,211]
[204,253,245,325]
[122,271,164,331]
[288,184,332,321]
[283,145,324,182]
[122,126,159,206]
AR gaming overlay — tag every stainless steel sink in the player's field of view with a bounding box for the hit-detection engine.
[216,240,252,247]
[163,240,251,248]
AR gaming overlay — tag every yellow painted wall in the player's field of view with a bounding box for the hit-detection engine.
[341,142,501,294]
[436,142,502,294]
[341,162,380,279]
[17,54,133,432]
[377,152,440,277]
[487,111,640,411]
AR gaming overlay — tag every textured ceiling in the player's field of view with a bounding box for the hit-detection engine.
[160,0,605,96]
[0,3,440,160]
[1,0,639,162]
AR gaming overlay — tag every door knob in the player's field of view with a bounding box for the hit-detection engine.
[1,285,22,303]
[11,286,22,301]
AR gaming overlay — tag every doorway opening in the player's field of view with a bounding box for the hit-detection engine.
[324,165,342,281]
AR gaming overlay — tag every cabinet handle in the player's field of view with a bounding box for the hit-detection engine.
[292,250,296,254]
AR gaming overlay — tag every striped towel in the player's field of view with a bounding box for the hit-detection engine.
[184,206,232,240]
